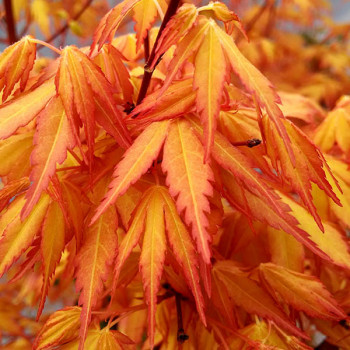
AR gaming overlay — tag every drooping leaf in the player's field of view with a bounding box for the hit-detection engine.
[212,22,295,162]
[267,227,305,272]
[37,201,65,320]
[75,205,118,350]
[33,307,81,350]
[139,189,167,348]
[159,186,206,324]
[158,17,210,95]
[133,0,166,51]
[93,45,134,103]
[90,0,142,53]
[21,96,76,219]
[263,115,341,231]
[280,193,350,271]
[60,326,135,350]
[162,119,214,263]
[213,260,308,339]
[193,18,226,160]
[220,169,331,261]
[188,117,289,221]
[0,36,36,101]
[0,193,50,278]
[314,99,350,154]
[92,120,169,224]
[0,79,55,140]
[149,3,198,70]
[56,45,131,163]
[259,263,346,320]
[0,132,33,181]
[128,79,196,127]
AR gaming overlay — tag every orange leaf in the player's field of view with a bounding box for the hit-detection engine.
[220,169,331,261]
[259,263,346,320]
[94,45,134,103]
[56,46,131,162]
[92,120,170,224]
[33,306,81,350]
[162,119,214,264]
[158,17,210,95]
[75,206,118,350]
[267,227,305,272]
[212,22,295,163]
[112,186,156,290]
[280,193,350,271]
[193,18,226,160]
[159,186,206,325]
[37,201,65,320]
[139,189,167,348]
[0,36,36,101]
[91,0,142,53]
[0,79,55,140]
[314,104,350,154]
[214,260,308,339]
[188,117,287,221]
[128,79,196,127]
[263,116,340,231]
[0,132,33,181]
[0,193,50,278]
[133,0,162,51]
[149,3,198,70]
[21,96,75,219]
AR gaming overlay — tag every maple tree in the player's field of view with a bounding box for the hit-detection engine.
[1,0,350,348]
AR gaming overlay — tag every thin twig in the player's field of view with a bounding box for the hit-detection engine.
[144,31,150,62]
[136,0,182,104]
[3,0,17,44]
[38,0,94,50]
[175,292,189,344]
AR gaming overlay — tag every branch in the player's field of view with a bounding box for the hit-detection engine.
[4,0,17,44]
[136,0,182,105]
[38,0,94,50]
[175,292,189,344]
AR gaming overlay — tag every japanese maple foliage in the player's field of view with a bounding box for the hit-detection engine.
[1,0,350,349]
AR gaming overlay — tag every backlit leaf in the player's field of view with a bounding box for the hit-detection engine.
[92,120,169,223]
[162,119,214,263]
[22,96,75,219]
[259,263,346,320]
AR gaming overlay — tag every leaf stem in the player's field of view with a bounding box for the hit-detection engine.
[4,0,17,44]
[29,38,62,55]
[136,0,182,105]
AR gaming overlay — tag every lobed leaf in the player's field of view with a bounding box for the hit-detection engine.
[259,263,346,320]
[33,307,81,350]
[159,187,206,324]
[162,119,214,264]
[22,96,76,219]
[37,201,65,320]
[263,116,341,231]
[0,79,55,140]
[0,194,50,278]
[0,36,36,102]
[194,18,226,160]
[214,261,308,339]
[139,189,167,348]
[75,206,118,350]
[92,120,169,224]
